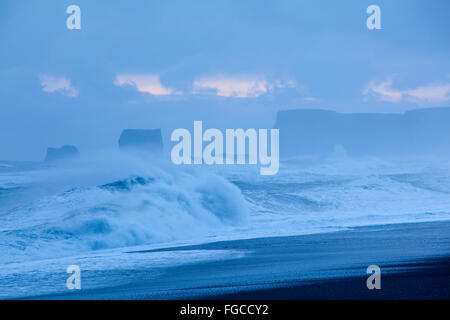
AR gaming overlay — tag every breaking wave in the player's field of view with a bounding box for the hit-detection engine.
[0,156,248,264]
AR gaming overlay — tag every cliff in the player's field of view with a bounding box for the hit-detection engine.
[274,107,450,157]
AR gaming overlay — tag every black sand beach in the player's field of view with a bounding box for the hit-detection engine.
[30,221,450,300]
[205,257,450,300]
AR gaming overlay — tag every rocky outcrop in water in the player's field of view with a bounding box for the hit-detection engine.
[44,145,80,162]
[118,129,163,155]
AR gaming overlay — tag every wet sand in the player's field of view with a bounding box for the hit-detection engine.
[30,221,450,300]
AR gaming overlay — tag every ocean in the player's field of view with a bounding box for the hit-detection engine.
[1,154,450,299]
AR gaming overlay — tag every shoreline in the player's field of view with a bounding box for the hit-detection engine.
[22,220,450,300]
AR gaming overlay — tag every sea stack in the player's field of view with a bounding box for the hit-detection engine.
[118,129,163,155]
[44,145,80,162]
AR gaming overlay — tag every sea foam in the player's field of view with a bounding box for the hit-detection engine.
[0,153,248,264]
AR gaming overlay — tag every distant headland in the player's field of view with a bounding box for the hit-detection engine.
[274,107,450,157]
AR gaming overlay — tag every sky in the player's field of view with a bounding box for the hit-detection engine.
[1,0,449,160]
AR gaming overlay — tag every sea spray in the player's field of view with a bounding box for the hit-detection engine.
[0,154,249,264]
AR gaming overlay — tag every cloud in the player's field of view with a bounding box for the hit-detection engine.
[114,73,298,99]
[192,75,296,98]
[406,85,450,104]
[39,75,79,97]
[363,79,450,105]
[114,74,180,96]
[362,79,403,103]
